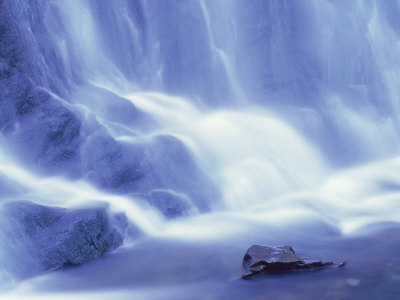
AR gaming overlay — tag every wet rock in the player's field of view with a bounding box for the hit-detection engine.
[147,189,197,218]
[0,57,11,78]
[82,133,219,213]
[242,245,344,279]
[10,102,82,176]
[0,1,220,215]
[4,200,126,271]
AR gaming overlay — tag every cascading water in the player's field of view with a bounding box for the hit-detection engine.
[1,0,400,299]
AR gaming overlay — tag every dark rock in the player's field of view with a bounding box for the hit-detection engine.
[15,85,50,116]
[3,89,82,176]
[4,200,126,271]
[0,57,11,78]
[242,245,345,279]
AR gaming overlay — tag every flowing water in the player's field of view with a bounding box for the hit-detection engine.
[1,0,400,299]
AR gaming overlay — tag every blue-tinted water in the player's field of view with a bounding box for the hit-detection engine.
[1,0,400,298]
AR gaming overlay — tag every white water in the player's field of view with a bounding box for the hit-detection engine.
[2,0,400,298]
[1,86,400,240]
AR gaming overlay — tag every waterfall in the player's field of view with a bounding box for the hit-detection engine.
[1,0,400,298]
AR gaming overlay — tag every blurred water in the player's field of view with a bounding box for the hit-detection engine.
[1,0,400,298]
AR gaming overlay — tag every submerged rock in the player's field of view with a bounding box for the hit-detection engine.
[4,200,126,271]
[147,189,197,218]
[242,245,344,279]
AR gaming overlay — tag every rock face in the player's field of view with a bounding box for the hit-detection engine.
[0,1,221,217]
[242,245,344,279]
[4,200,126,271]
